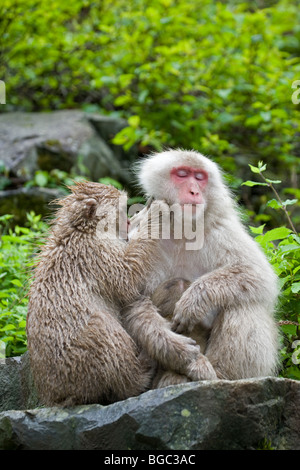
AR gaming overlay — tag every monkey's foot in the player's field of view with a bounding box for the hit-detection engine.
[153,370,190,389]
[186,355,218,381]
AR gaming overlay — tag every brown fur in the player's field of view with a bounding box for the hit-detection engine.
[27,182,158,406]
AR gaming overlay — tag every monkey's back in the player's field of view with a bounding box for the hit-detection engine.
[26,231,149,406]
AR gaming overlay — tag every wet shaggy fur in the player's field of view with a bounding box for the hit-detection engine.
[26,182,159,406]
[27,181,205,406]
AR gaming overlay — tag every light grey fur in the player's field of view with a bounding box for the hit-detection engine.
[131,149,279,384]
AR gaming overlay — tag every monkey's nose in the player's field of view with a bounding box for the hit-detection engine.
[190,189,200,196]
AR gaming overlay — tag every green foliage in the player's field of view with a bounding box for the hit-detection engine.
[98,177,123,190]
[25,169,87,193]
[1,0,299,176]
[245,163,300,380]
[243,160,299,232]
[0,212,48,357]
[0,160,11,190]
[256,438,276,450]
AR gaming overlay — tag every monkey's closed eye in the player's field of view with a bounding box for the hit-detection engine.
[195,172,206,181]
[176,169,188,177]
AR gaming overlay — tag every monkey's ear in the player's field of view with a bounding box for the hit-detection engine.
[84,198,97,218]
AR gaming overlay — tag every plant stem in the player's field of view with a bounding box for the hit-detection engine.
[260,172,297,234]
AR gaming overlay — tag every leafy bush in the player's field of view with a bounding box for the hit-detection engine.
[0,212,48,357]
[1,0,299,178]
[243,163,300,379]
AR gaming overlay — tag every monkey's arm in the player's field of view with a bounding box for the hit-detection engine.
[122,297,217,380]
[172,263,277,334]
[104,200,169,305]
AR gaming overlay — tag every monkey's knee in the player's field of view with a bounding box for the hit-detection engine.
[205,307,279,380]
[153,370,190,389]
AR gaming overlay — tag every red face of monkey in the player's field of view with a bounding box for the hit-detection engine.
[170,166,208,205]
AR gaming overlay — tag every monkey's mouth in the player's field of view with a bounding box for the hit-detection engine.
[180,202,203,210]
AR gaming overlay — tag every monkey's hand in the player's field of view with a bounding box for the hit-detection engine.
[130,199,169,240]
[186,355,217,381]
[172,292,202,334]
[164,330,205,374]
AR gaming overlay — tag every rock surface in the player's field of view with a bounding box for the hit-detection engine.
[0,355,299,450]
[0,110,137,223]
[0,110,133,183]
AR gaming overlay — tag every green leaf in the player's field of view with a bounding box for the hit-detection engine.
[258,161,267,171]
[284,366,300,381]
[35,171,48,187]
[242,181,268,187]
[10,279,23,287]
[292,234,300,245]
[265,179,282,185]
[280,324,297,336]
[216,89,232,99]
[291,282,300,294]
[260,111,271,122]
[282,199,298,207]
[249,224,265,234]
[128,115,140,128]
[98,177,123,190]
[248,164,261,174]
[278,244,300,253]
[257,227,291,243]
[114,95,131,106]
[266,199,282,209]
[0,336,14,343]
[0,324,16,332]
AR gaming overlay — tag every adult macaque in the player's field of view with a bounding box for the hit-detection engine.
[129,149,279,383]
[26,181,208,406]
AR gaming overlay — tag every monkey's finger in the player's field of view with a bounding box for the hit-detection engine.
[171,320,179,332]
[189,343,201,353]
[185,336,197,346]
[172,320,187,334]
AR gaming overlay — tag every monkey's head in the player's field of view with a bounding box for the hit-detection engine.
[136,149,232,215]
[55,181,127,234]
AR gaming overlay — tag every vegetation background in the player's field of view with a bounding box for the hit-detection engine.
[0,0,299,378]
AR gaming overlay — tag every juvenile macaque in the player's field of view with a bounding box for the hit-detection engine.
[152,278,191,319]
[129,149,279,384]
[151,277,212,387]
[26,181,207,406]
[151,278,209,353]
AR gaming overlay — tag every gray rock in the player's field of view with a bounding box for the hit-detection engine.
[0,110,131,183]
[0,357,23,413]
[75,133,130,183]
[0,354,299,450]
[87,114,138,163]
[0,110,90,173]
[0,353,38,414]
[0,110,134,224]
